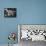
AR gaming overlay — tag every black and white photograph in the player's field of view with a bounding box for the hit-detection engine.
[4,8,16,17]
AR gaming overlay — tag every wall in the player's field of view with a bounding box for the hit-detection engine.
[0,0,46,44]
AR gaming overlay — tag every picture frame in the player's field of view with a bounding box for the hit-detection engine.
[18,24,46,41]
[4,8,17,17]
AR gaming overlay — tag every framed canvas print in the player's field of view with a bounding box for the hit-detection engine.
[18,24,46,41]
[4,8,16,17]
